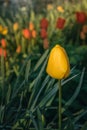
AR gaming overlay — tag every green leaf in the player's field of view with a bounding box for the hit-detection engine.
[80,121,87,130]
[65,119,74,130]
[62,67,85,113]
[34,49,49,71]
[37,107,44,130]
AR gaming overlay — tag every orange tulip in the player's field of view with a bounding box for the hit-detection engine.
[1,39,6,48]
[82,24,87,33]
[29,22,34,31]
[16,45,21,54]
[22,29,31,39]
[32,30,37,38]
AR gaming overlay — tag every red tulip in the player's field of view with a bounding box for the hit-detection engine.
[56,17,66,29]
[40,18,49,29]
[76,12,86,24]
[22,29,31,39]
[40,29,48,39]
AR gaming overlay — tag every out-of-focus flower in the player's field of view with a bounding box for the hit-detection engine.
[57,6,64,13]
[32,30,37,38]
[82,24,87,33]
[0,25,3,32]
[0,48,7,58]
[16,45,21,54]
[1,39,6,48]
[76,12,86,24]
[80,31,86,40]
[29,22,34,31]
[40,29,47,39]
[40,18,49,29]
[22,29,31,39]
[46,45,70,79]
[43,38,49,49]
[2,28,8,35]
[47,4,53,10]
[56,17,65,29]
[13,22,19,31]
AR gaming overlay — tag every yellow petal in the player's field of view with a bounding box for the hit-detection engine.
[2,28,8,35]
[46,45,70,79]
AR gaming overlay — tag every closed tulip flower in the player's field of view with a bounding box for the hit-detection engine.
[40,18,49,29]
[13,22,19,31]
[57,6,64,13]
[2,28,8,35]
[16,45,21,54]
[40,29,48,39]
[46,45,70,79]
[32,29,37,38]
[22,29,31,39]
[1,39,6,48]
[76,12,86,24]
[56,18,65,29]
[29,22,34,31]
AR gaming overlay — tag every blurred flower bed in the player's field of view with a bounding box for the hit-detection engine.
[0,0,87,130]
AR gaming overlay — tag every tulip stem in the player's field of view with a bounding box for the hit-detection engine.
[58,79,62,130]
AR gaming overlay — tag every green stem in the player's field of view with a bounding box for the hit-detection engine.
[58,80,62,130]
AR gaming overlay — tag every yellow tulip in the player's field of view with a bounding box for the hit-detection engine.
[46,45,70,79]
[2,28,8,35]
[0,25,3,33]
[57,6,64,13]
[13,22,19,31]
[47,4,53,10]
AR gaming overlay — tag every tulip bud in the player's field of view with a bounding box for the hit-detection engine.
[13,22,19,31]
[46,45,70,79]
[40,29,48,39]
[56,18,65,29]
[2,28,8,35]
[22,29,31,39]
[76,12,86,24]
[57,6,64,13]
[32,29,37,38]
[29,22,34,31]
[16,45,21,54]
[1,39,6,48]
[40,18,49,29]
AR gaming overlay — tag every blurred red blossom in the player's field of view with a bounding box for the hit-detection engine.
[56,17,66,29]
[40,29,48,39]
[40,18,49,29]
[76,12,86,24]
